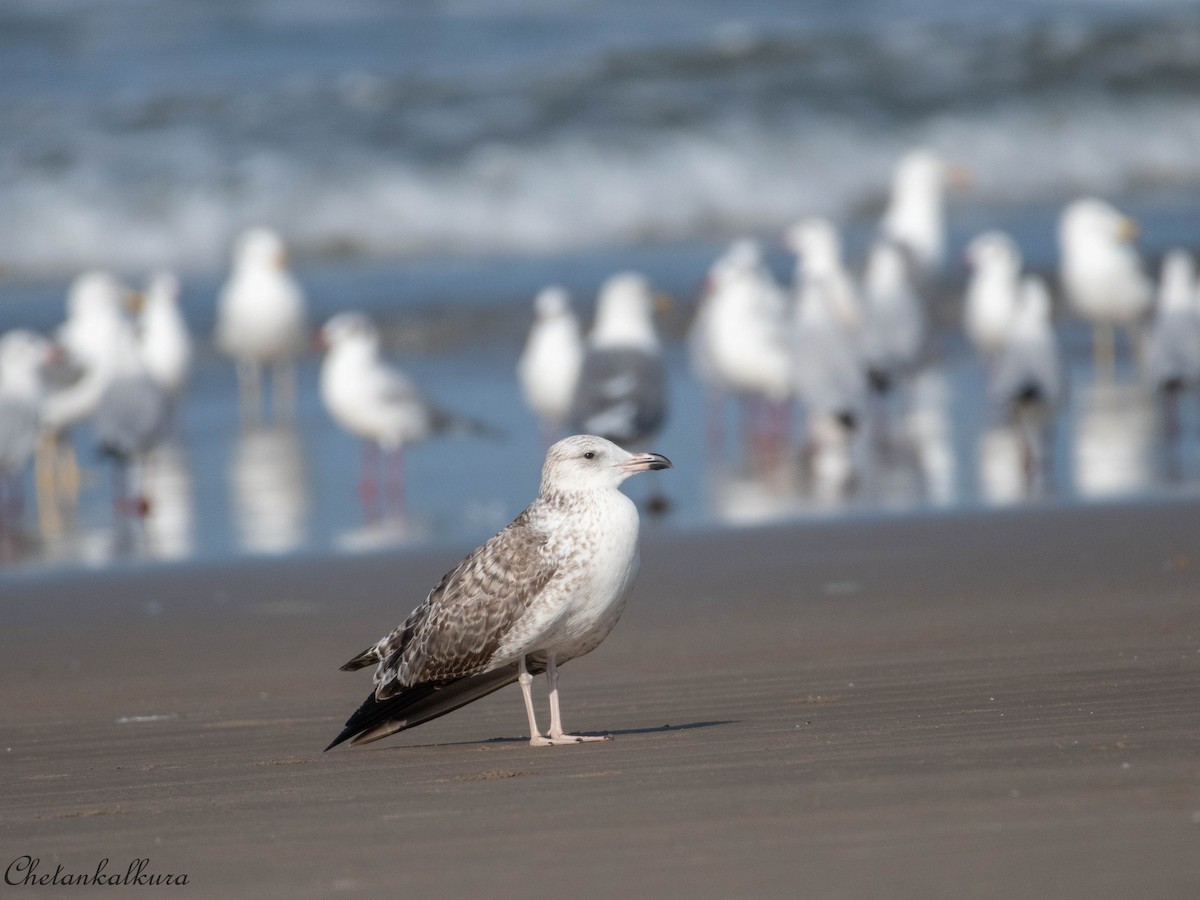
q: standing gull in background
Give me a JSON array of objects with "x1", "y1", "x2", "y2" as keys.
[
  {"x1": 517, "y1": 286, "x2": 583, "y2": 445},
  {"x1": 689, "y1": 239, "x2": 791, "y2": 458},
  {"x1": 326, "y1": 434, "x2": 672, "y2": 749},
  {"x1": 38, "y1": 271, "x2": 133, "y2": 511},
  {"x1": 879, "y1": 148, "x2": 970, "y2": 285},
  {"x1": 963, "y1": 231, "x2": 1023, "y2": 363},
  {"x1": 0, "y1": 330, "x2": 51, "y2": 517},
  {"x1": 860, "y1": 237, "x2": 925, "y2": 395},
  {"x1": 786, "y1": 218, "x2": 867, "y2": 491},
  {"x1": 988, "y1": 275, "x2": 1062, "y2": 485},
  {"x1": 92, "y1": 307, "x2": 172, "y2": 516},
  {"x1": 135, "y1": 270, "x2": 192, "y2": 401},
  {"x1": 215, "y1": 228, "x2": 309, "y2": 423},
  {"x1": 569, "y1": 272, "x2": 667, "y2": 448},
  {"x1": 1058, "y1": 197, "x2": 1152, "y2": 379},
  {"x1": 1143, "y1": 249, "x2": 1200, "y2": 439},
  {"x1": 319, "y1": 312, "x2": 498, "y2": 514}
]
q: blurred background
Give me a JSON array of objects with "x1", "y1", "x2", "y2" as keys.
[{"x1": 1, "y1": 0, "x2": 1199, "y2": 573}]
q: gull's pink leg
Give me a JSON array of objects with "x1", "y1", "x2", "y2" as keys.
[
  {"x1": 518, "y1": 656, "x2": 545, "y2": 744},
  {"x1": 358, "y1": 441, "x2": 379, "y2": 519},
  {"x1": 530, "y1": 652, "x2": 611, "y2": 746},
  {"x1": 384, "y1": 446, "x2": 405, "y2": 513}
]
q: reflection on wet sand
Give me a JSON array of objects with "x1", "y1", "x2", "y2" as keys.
[
  {"x1": 1072, "y1": 381, "x2": 1155, "y2": 499},
  {"x1": 336, "y1": 513, "x2": 426, "y2": 554},
  {"x1": 141, "y1": 441, "x2": 194, "y2": 560},
  {"x1": 230, "y1": 425, "x2": 309, "y2": 555}
]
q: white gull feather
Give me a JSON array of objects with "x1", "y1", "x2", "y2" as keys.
[{"x1": 327, "y1": 434, "x2": 672, "y2": 748}]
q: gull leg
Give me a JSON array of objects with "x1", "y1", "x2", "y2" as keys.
[
  {"x1": 1093, "y1": 324, "x2": 1116, "y2": 383},
  {"x1": 385, "y1": 446, "x2": 405, "y2": 514},
  {"x1": 238, "y1": 360, "x2": 263, "y2": 425},
  {"x1": 532, "y1": 652, "x2": 610, "y2": 746},
  {"x1": 518, "y1": 656, "x2": 545, "y2": 745},
  {"x1": 273, "y1": 361, "x2": 297, "y2": 423}
]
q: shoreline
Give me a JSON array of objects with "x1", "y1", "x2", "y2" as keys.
[{"x1": 4, "y1": 497, "x2": 1199, "y2": 897}]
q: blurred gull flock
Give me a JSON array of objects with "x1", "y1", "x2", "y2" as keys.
[{"x1": 1, "y1": 0, "x2": 1200, "y2": 572}]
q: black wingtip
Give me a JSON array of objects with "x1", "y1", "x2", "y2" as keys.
[{"x1": 323, "y1": 728, "x2": 355, "y2": 752}]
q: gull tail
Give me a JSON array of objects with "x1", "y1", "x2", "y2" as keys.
[{"x1": 324, "y1": 664, "x2": 522, "y2": 751}]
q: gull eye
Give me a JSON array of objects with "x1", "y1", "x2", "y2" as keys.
[{"x1": 583, "y1": 451, "x2": 596, "y2": 460}]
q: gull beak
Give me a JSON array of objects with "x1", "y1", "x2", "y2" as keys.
[
  {"x1": 617, "y1": 452, "x2": 673, "y2": 474},
  {"x1": 654, "y1": 293, "x2": 675, "y2": 315},
  {"x1": 124, "y1": 290, "x2": 145, "y2": 314},
  {"x1": 312, "y1": 327, "x2": 329, "y2": 352},
  {"x1": 1118, "y1": 216, "x2": 1140, "y2": 243}
]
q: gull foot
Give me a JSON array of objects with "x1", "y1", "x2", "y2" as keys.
[{"x1": 529, "y1": 733, "x2": 612, "y2": 747}]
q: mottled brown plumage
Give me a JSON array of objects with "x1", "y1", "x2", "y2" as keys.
[{"x1": 326, "y1": 435, "x2": 672, "y2": 750}]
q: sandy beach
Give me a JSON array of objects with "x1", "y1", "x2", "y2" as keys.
[{"x1": 3, "y1": 497, "x2": 1199, "y2": 898}]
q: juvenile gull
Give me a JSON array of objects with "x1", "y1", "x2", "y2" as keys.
[{"x1": 326, "y1": 434, "x2": 672, "y2": 749}]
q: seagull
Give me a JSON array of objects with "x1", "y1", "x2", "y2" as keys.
[
  {"x1": 860, "y1": 237, "x2": 925, "y2": 393},
  {"x1": 988, "y1": 275, "x2": 1062, "y2": 483},
  {"x1": 92, "y1": 318, "x2": 172, "y2": 516},
  {"x1": 880, "y1": 148, "x2": 970, "y2": 283},
  {"x1": 319, "y1": 312, "x2": 498, "y2": 511},
  {"x1": 1058, "y1": 197, "x2": 1152, "y2": 378},
  {"x1": 0, "y1": 330, "x2": 51, "y2": 515},
  {"x1": 517, "y1": 286, "x2": 584, "y2": 444},
  {"x1": 215, "y1": 228, "x2": 309, "y2": 422},
  {"x1": 963, "y1": 230, "x2": 1023, "y2": 362},
  {"x1": 787, "y1": 220, "x2": 868, "y2": 488},
  {"x1": 136, "y1": 270, "x2": 192, "y2": 399},
  {"x1": 38, "y1": 271, "x2": 134, "y2": 507},
  {"x1": 1144, "y1": 249, "x2": 1200, "y2": 393},
  {"x1": 688, "y1": 239, "x2": 791, "y2": 456},
  {"x1": 1144, "y1": 249, "x2": 1200, "y2": 440},
  {"x1": 569, "y1": 272, "x2": 667, "y2": 449},
  {"x1": 326, "y1": 434, "x2": 672, "y2": 749}
]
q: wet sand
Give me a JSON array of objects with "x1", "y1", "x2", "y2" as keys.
[{"x1": 4, "y1": 498, "x2": 1200, "y2": 899}]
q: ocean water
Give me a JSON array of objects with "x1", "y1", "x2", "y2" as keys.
[{"x1": 1, "y1": 0, "x2": 1199, "y2": 574}]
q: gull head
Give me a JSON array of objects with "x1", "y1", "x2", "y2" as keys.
[
  {"x1": 533, "y1": 285, "x2": 572, "y2": 319},
  {"x1": 540, "y1": 434, "x2": 672, "y2": 494},
  {"x1": 965, "y1": 230, "x2": 1021, "y2": 273},
  {"x1": 234, "y1": 227, "x2": 289, "y2": 271},
  {"x1": 1058, "y1": 198, "x2": 1138, "y2": 253},
  {"x1": 320, "y1": 312, "x2": 379, "y2": 354}
]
